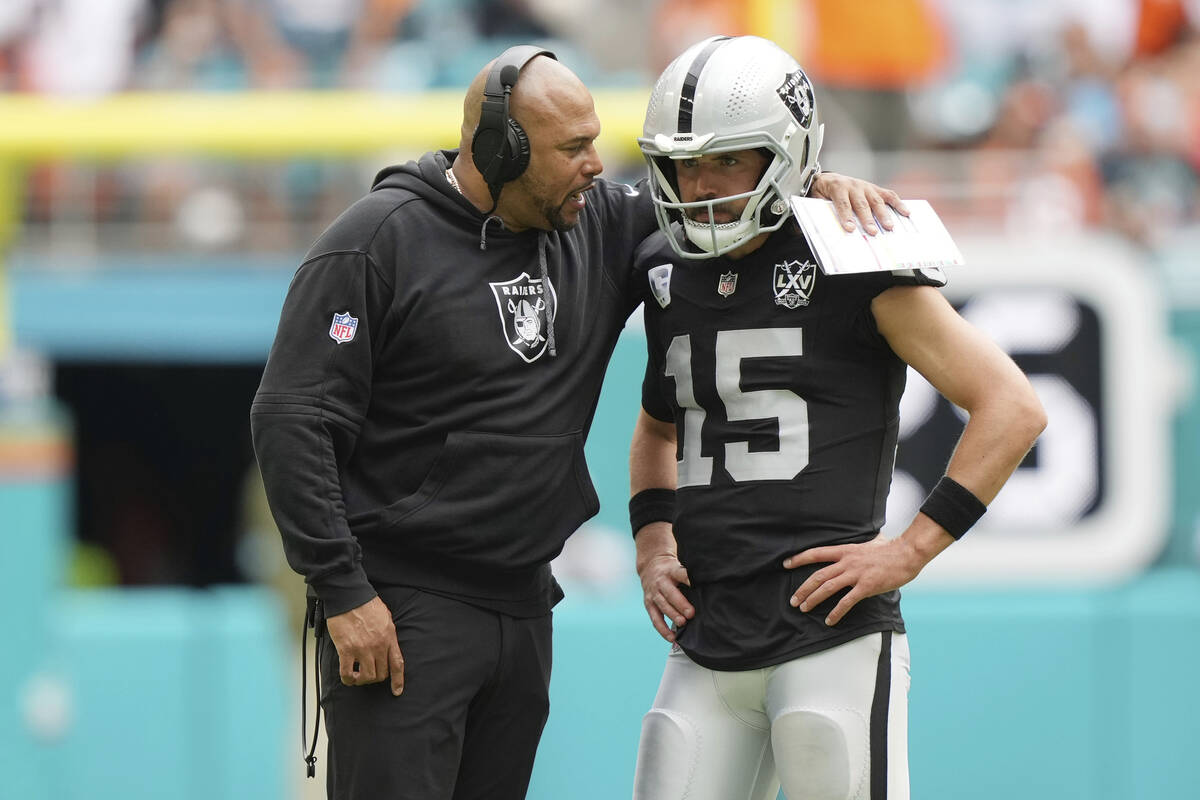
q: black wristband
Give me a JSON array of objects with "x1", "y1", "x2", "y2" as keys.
[
  {"x1": 919, "y1": 476, "x2": 987, "y2": 540},
  {"x1": 629, "y1": 488, "x2": 676, "y2": 538}
]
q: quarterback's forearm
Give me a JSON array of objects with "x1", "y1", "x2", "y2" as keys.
[
  {"x1": 630, "y1": 408, "x2": 677, "y2": 495},
  {"x1": 896, "y1": 399, "x2": 1042, "y2": 571},
  {"x1": 873, "y1": 285, "x2": 1046, "y2": 507},
  {"x1": 942, "y1": 385, "x2": 1046, "y2": 505}
]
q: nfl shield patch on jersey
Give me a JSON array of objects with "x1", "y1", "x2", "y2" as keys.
[
  {"x1": 718, "y1": 271, "x2": 738, "y2": 297},
  {"x1": 328, "y1": 311, "x2": 359, "y2": 343},
  {"x1": 774, "y1": 260, "x2": 816, "y2": 308}
]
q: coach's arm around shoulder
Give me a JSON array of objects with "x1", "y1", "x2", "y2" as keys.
[
  {"x1": 630, "y1": 409, "x2": 694, "y2": 643},
  {"x1": 785, "y1": 284, "x2": 1047, "y2": 625}
]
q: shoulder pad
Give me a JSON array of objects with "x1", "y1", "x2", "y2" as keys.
[{"x1": 634, "y1": 230, "x2": 675, "y2": 267}]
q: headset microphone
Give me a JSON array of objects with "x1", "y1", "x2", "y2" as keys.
[{"x1": 471, "y1": 45, "x2": 557, "y2": 212}]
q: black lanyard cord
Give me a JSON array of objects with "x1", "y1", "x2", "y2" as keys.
[{"x1": 301, "y1": 596, "x2": 323, "y2": 778}]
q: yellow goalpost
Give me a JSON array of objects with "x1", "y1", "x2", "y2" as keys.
[{"x1": 0, "y1": 88, "x2": 650, "y2": 354}]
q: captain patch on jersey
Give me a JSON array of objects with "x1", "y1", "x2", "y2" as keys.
[
  {"x1": 489, "y1": 272, "x2": 559, "y2": 363},
  {"x1": 648, "y1": 264, "x2": 673, "y2": 309}
]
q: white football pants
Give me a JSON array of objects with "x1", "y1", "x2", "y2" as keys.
[{"x1": 633, "y1": 632, "x2": 910, "y2": 800}]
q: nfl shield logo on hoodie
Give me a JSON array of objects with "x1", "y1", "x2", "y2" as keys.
[
  {"x1": 328, "y1": 311, "x2": 358, "y2": 343},
  {"x1": 489, "y1": 273, "x2": 558, "y2": 363}
]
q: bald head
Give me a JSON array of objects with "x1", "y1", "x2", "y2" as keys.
[
  {"x1": 459, "y1": 54, "x2": 593, "y2": 150},
  {"x1": 451, "y1": 51, "x2": 603, "y2": 233}
]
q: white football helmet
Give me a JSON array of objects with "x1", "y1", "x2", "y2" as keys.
[{"x1": 640, "y1": 35, "x2": 824, "y2": 259}]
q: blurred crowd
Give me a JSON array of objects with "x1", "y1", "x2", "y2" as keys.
[
  {"x1": 1, "y1": 0, "x2": 1197, "y2": 256},
  {"x1": 0, "y1": 0, "x2": 602, "y2": 94},
  {"x1": 900, "y1": 0, "x2": 1200, "y2": 248}
]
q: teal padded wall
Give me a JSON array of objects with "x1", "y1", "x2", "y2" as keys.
[
  {"x1": 40, "y1": 588, "x2": 289, "y2": 800},
  {"x1": 0, "y1": 404, "x2": 70, "y2": 799}
]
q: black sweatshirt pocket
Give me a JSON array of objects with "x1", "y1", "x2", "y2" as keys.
[{"x1": 352, "y1": 430, "x2": 599, "y2": 570}]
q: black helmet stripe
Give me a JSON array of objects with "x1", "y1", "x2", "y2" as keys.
[{"x1": 677, "y1": 36, "x2": 731, "y2": 134}]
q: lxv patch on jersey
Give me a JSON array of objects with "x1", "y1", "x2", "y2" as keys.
[
  {"x1": 774, "y1": 259, "x2": 816, "y2": 309},
  {"x1": 489, "y1": 272, "x2": 558, "y2": 363},
  {"x1": 648, "y1": 264, "x2": 673, "y2": 308},
  {"x1": 329, "y1": 311, "x2": 359, "y2": 343}
]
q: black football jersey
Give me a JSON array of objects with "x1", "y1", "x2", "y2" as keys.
[{"x1": 636, "y1": 224, "x2": 946, "y2": 670}]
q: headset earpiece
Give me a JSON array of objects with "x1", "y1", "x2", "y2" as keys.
[
  {"x1": 471, "y1": 45, "x2": 557, "y2": 205},
  {"x1": 506, "y1": 118, "x2": 531, "y2": 178}
]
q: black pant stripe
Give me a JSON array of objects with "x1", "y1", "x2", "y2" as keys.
[{"x1": 869, "y1": 631, "x2": 893, "y2": 800}]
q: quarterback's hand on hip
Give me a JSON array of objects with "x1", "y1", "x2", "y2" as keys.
[
  {"x1": 637, "y1": 547, "x2": 694, "y2": 643},
  {"x1": 325, "y1": 595, "x2": 405, "y2": 696},
  {"x1": 808, "y1": 172, "x2": 908, "y2": 235},
  {"x1": 783, "y1": 536, "x2": 923, "y2": 627}
]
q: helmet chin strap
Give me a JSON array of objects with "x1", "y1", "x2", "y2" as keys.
[
  {"x1": 683, "y1": 216, "x2": 754, "y2": 254},
  {"x1": 682, "y1": 188, "x2": 770, "y2": 254}
]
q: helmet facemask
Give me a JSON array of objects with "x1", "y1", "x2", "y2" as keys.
[
  {"x1": 639, "y1": 35, "x2": 825, "y2": 260},
  {"x1": 643, "y1": 134, "x2": 819, "y2": 259}
]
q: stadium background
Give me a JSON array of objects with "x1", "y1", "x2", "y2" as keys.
[{"x1": 2, "y1": 0, "x2": 1200, "y2": 798}]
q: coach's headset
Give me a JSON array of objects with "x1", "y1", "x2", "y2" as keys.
[{"x1": 471, "y1": 44, "x2": 557, "y2": 211}]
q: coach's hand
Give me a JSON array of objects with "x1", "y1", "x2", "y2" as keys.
[
  {"x1": 809, "y1": 172, "x2": 909, "y2": 235},
  {"x1": 326, "y1": 596, "x2": 405, "y2": 696},
  {"x1": 783, "y1": 536, "x2": 925, "y2": 627},
  {"x1": 635, "y1": 521, "x2": 694, "y2": 643}
]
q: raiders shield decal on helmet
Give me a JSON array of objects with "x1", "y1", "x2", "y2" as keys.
[
  {"x1": 774, "y1": 260, "x2": 816, "y2": 308},
  {"x1": 489, "y1": 273, "x2": 558, "y2": 363},
  {"x1": 777, "y1": 68, "x2": 815, "y2": 128}
]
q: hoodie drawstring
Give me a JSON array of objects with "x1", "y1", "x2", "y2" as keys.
[
  {"x1": 537, "y1": 231, "x2": 557, "y2": 357},
  {"x1": 477, "y1": 215, "x2": 558, "y2": 359},
  {"x1": 479, "y1": 215, "x2": 502, "y2": 251}
]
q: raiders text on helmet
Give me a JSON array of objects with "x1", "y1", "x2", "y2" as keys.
[{"x1": 640, "y1": 36, "x2": 825, "y2": 259}]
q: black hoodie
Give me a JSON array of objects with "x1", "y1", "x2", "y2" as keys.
[{"x1": 251, "y1": 149, "x2": 656, "y2": 617}]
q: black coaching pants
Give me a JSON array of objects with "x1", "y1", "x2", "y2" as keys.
[{"x1": 319, "y1": 586, "x2": 553, "y2": 800}]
